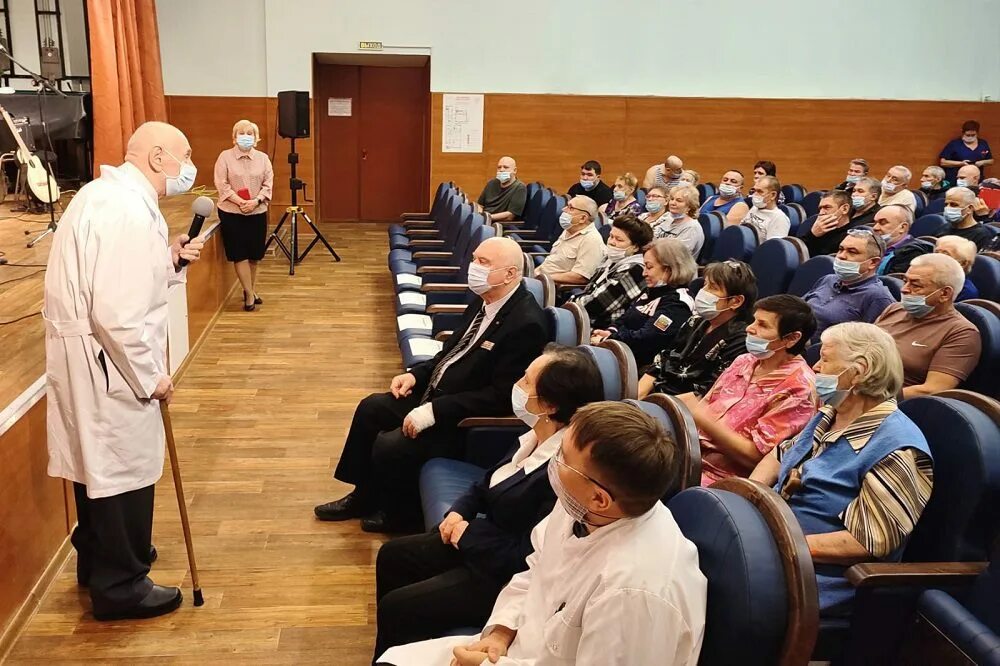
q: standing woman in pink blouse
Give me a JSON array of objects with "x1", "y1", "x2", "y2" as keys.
[{"x1": 214, "y1": 119, "x2": 274, "y2": 311}]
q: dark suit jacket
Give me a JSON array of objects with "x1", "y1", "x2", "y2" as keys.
[
  {"x1": 450, "y1": 444, "x2": 557, "y2": 583},
  {"x1": 409, "y1": 283, "x2": 548, "y2": 427}
]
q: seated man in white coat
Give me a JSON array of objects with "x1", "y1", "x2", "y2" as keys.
[
  {"x1": 44, "y1": 121, "x2": 204, "y2": 621},
  {"x1": 376, "y1": 401, "x2": 708, "y2": 666}
]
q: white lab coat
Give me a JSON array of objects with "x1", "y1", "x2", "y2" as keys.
[
  {"x1": 44, "y1": 162, "x2": 185, "y2": 499},
  {"x1": 378, "y1": 502, "x2": 707, "y2": 665}
]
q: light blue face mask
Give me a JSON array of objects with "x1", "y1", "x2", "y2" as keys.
[
  {"x1": 613, "y1": 190, "x2": 627, "y2": 201},
  {"x1": 559, "y1": 211, "x2": 575, "y2": 229},
  {"x1": 580, "y1": 179, "x2": 596, "y2": 190},
  {"x1": 851, "y1": 194, "x2": 866, "y2": 209},
  {"x1": 745, "y1": 334, "x2": 778, "y2": 359},
  {"x1": 943, "y1": 207, "x2": 965, "y2": 224},
  {"x1": 956, "y1": 178, "x2": 969, "y2": 188},
  {"x1": 163, "y1": 149, "x2": 197, "y2": 196},
  {"x1": 833, "y1": 257, "x2": 862, "y2": 281},
  {"x1": 920, "y1": 181, "x2": 933, "y2": 190},
  {"x1": 645, "y1": 201, "x2": 663, "y2": 213},
  {"x1": 846, "y1": 175, "x2": 861, "y2": 184},
  {"x1": 816, "y1": 368, "x2": 851, "y2": 407},
  {"x1": 497, "y1": 171, "x2": 512, "y2": 183},
  {"x1": 901, "y1": 288, "x2": 942, "y2": 318},
  {"x1": 236, "y1": 134, "x2": 255, "y2": 150}
]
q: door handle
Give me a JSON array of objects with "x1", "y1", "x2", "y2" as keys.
[{"x1": 361, "y1": 149, "x2": 368, "y2": 160}]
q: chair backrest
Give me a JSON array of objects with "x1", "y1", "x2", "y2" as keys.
[
  {"x1": 636, "y1": 393, "x2": 702, "y2": 494},
  {"x1": 545, "y1": 306, "x2": 579, "y2": 346},
  {"x1": 878, "y1": 275, "x2": 903, "y2": 300},
  {"x1": 697, "y1": 183, "x2": 714, "y2": 205},
  {"x1": 911, "y1": 214, "x2": 948, "y2": 237},
  {"x1": 796, "y1": 214, "x2": 818, "y2": 239},
  {"x1": 522, "y1": 277, "x2": 546, "y2": 309},
  {"x1": 899, "y1": 395, "x2": 1000, "y2": 562},
  {"x1": 964, "y1": 298, "x2": 1000, "y2": 319},
  {"x1": 537, "y1": 273, "x2": 556, "y2": 307},
  {"x1": 788, "y1": 255, "x2": 835, "y2": 297},
  {"x1": 912, "y1": 189, "x2": 927, "y2": 217},
  {"x1": 803, "y1": 342, "x2": 821, "y2": 366},
  {"x1": 579, "y1": 340, "x2": 638, "y2": 400},
  {"x1": 698, "y1": 211, "x2": 726, "y2": 264},
  {"x1": 521, "y1": 186, "x2": 548, "y2": 230},
  {"x1": 924, "y1": 197, "x2": 946, "y2": 216},
  {"x1": 954, "y1": 303, "x2": 1000, "y2": 396},
  {"x1": 669, "y1": 479, "x2": 819, "y2": 666},
  {"x1": 711, "y1": 224, "x2": 757, "y2": 262},
  {"x1": 784, "y1": 236, "x2": 810, "y2": 264},
  {"x1": 784, "y1": 184, "x2": 808, "y2": 204},
  {"x1": 635, "y1": 188, "x2": 647, "y2": 207},
  {"x1": 801, "y1": 191, "x2": 824, "y2": 217},
  {"x1": 751, "y1": 238, "x2": 802, "y2": 298},
  {"x1": 560, "y1": 302, "x2": 591, "y2": 345},
  {"x1": 779, "y1": 204, "x2": 802, "y2": 236},
  {"x1": 970, "y1": 254, "x2": 1000, "y2": 302},
  {"x1": 598, "y1": 223, "x2": 612, "y2": 242}
]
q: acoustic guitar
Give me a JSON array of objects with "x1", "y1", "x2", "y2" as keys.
[{"x1": 0, "y1": 104, "x2": 60, "y2": 204}]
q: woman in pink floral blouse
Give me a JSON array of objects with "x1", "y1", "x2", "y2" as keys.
[{"x1": 678, "y1": 294, "x2": 819, "y2": 486}]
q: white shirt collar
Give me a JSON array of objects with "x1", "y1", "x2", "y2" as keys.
[
  {"x1": 484, "y1": 282, "x2": 519, "y2": 319},
  {"x1": 511, "y1": 427, "x2": 566, "y2": 475}
]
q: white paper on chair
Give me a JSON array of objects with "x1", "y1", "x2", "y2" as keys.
[
  {"x1": 397, "y1": 292, "x2": 427, "y2": 307},
  {"x1": 397, "y1": 314, "x2": 432, "y2": 331},
  {"x1": 395, "y1": 274, "x2": 422, "y2": 287},
  {"x1": 408, "y1": 338, "x2": 444, "y2": 358}
]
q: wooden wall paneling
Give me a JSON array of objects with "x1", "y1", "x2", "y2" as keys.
[
  {"x1": 186, "y1": 229, "x2": 234, "y2": 345},
  {"x1": 429, "y1": 92, "x2": 489, "y2": 201},
  {"x1": 263, "y1": 97, "x2": 317, "y2": 235},
  {"x1": 0, "y1": 398, "x2": 70, "y2": 641}
]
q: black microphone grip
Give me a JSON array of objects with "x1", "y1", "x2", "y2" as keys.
[{"x1": 177, "y1": 214, "x2": 206, "y2": 268}]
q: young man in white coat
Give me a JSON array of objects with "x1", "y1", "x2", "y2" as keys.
[
  {"x1": 376, "y1": 401, "x2": 708, "y2": 666},
  {"x1": 44, "y1": 121, "x2": 204, "y2": 621}
]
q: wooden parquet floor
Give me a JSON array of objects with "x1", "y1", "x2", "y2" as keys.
[{"x1": 5, "y1": 222, "x2": 401, "y2": 664}]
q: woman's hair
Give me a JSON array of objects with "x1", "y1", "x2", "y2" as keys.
[
  {"x1": 820, "y1": 323, "x2": 904, "y2": 401},
  {"x1": 232, "y1": 119, "x2": 261, "y2": 143},
  {"x1": 569, "y1": 401, "x2": 679, "y2": 516},
  {"x1": 536, "y1": 344, "x2": 605, "y2": 425},
  {"x1": 702, "y1": 260, "x2": 757, "y2": 315},
  {"x1": 612, "y1": 213, "x2": 653, "y2": 249},
  {"x1": 962, "y1": 120, "x2": 980, "y2": 133},
  {"x1": 670, "y1": 184, "x2": 701, "y2": 217},
  {"x1": 681, "y1": 169, "x2": 700, "y2": 185},
  {"x1": 754, "y1": 294, "x2": 816, "y2": 355},
  {"x1": 645, "y1": 238, "x2": 697, "y2": 286},
  {"x1": 754, "y1": 160, "x2": 777, "y2": 176},
  {"x1": 615, "y1": 172, "x2": 639, "y2": 192},
  {"x1": 647, "y1": 185, "x2": 669, "y2": 200}
]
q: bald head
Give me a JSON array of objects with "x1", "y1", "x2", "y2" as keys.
[
  {"x1": 872, "y1": 204, "x2": 913, "y2": 246},
  {"x1": 496, "y1": 156, "x2": 518, "y2": 185},
  {"x1": 125, "y1": 121, "x2": 193, "y2": 198},
  {"x1": 471, "y1": 236, "x2": 523, "y2": 301},
  {"x1": 957, "y1": 164, "x2": 981, "y2": 186}
]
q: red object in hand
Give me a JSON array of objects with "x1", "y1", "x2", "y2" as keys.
[
  {"x1": 237, "y1": 187, "x2": 251, "y2": 200},
  {"x1": 980, "y1": 187, "x2": 1000, "y2": 213}
]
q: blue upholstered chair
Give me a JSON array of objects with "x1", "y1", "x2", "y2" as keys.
[
  {"x1": 911, "y1": 214, "x2": 948, "y2": 238},
  {"x1": 971, "y1": 254, "x2": 1000, "y2": 302},
  {"x1": 788, "y1": 255, "x2": 835, "y2": 297},
  {"x1": 710, "y1": 224, "x2": 757, "y2": 263},
  {"x1": 801, "y1": 190, "x2": 823, "y2": 218},
  {"x1": 955, "y1": 303, "x2": 1000, "y2": 397},
  {"x1": 751, "y1": 238, "x2": 802, "y2": 298},
  {"x1": 697, "y1": 211, "x2": 725, "y2": 264},
  {"x1": 878, "y1": 275, "x2": 903, "y2": 300},
  {"x1": 626, "y1": 394, "x2": 701, "y2": 498}
]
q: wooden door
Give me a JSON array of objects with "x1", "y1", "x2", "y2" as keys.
[
  {"x1": 316, "y1": 64, "x2": 361, "y2": 221},
  {"x1": 359, "y1": 66, "x2": 429, "y2": 221}
]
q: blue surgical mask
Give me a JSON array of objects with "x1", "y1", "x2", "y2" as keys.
[
  {"x1": 613, "y1": 190, "x2": 627, "y2": 201},
  {"x1": 694, "y1": 288, "x2": 724, "y2": 319},
  {"x1": 901, "y1": 290, "x2": 940, "y2": 318},
  {"x1": 163, "y1": 149, "x2": 197, "y2": 196},
  {"x1": 833, "y1": 258, "x2": 863, "y2": 282},
  {"x1": 851, "y1": 194, "x2": 866, "y2": 209},
  {"x1": 580, "y1": 179, "x2": 596, "y2": 190},
  {"x1": 920, "y1": 181, "x2": 933, "y2": 190},
  {"x1": 956, "y1": 178, "x2": 969, "y2": 188},
  {"x1": 751, "y1": 194, "x2": 766, "y2": 208},
  {"x1": 645, "y1": 201, "x2": 663, "y2": 213},
  {"x1": 236, "y1": 134, "x2": 255, "y2": 150},
  {"x1": 745, "y1": 334, "x2": 777, "y2": 360},
  {"x1": 881, "y1": 179, "x2": 897, "y2": 194},
  {"x1": 943, "y1": 207, "x2": 965, "y2": 224},
  {"x1": 497, "y1": 171, "x2": 511, "y2": 183},
  {"x1": 559, "y1": 211, "x2": 575, "y2": 229},
  {"x1": 846, "y1": 175, "x2": 861, "y2": 184},
  {"x1": 670, "y1": 211, "x2": 686, "y2": 220},
  {"x1": 816, "y1": 369, "x2": 851, "y2": 407}
]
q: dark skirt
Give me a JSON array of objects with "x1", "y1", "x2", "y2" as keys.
[{"x1": 219, "y1": 209, "x2": 267, "y2": 262}]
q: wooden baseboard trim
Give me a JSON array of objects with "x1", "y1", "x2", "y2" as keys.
[
  {"x1": 0, "y1": 535, "x2": 73, "y2": 660},
  {"x1": 174, "y1": 278, "x2": 239, "y2": 385}
]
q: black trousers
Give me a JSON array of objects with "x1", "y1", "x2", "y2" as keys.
[
  {"x1": 334, "y1": 391, "x2": 461, "y2": 519},
  {"x1": 372, "y1": 531, "x2": 503, "y2": 663},
  {"x1": 72, "y1": 482, "x2": 156, "y2": 614}
]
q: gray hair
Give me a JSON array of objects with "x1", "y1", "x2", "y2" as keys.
[
  {"x1": 820, "y1": 323, "x2": 903, "y2": 401},
  {"x1": 570, "y1": 195, "x2": 599, "y2": 222},
  {"x1": 890, "y1": 165, "x2": 912, "y2": 183},
  {"x1": 857, "y1": 176, "x2": 882, "y2": 196},
  {"x1": 910, "y1": 253, "x2": 965, "y2": 295},
  {"x1": 880, "y1": 203, "x2": 914, "y2": 227},
  {"x1": 924, "y1": 165, "x2": 945, "y2": 181},
  {"x1": 646, "y1": 238, "x2": 697, "y2": 286},
  {"x1": 948, "y1": 186, "x2": 978, "y2": 206},
  {"x1": 935, "y1": 235, "x2": 978, "y2": 274}
]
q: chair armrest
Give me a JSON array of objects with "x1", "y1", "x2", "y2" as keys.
[
  {"x1": 405, "y1": 228, "x2": 439, "y2": 236},
  {"x1": 417, "y1": 266, "x2": 460, "y2": 275},
  {"x1": 556, "y1": 283, "x2": 580, "y2": 292},
  {"x1": 846, "y1": 562, "x2": 988, "y2": 589},
  {"x1": 400, "y1": 212, "x2": 432, "y2": 220},
  {"x1": 401, "y1": 220, "x2": 436, "y2": 228},
  {"x1": 501, "y1": 220, "x2": 527, "y2": 227},
  {"x1": 426, "y1": 304, "x2": 468, "y2": 315},
  {"x1": 525, "y1": 252, "x2": 549, "y2": 257},
  {"x1": 422, "y1": 283, "x2": 469, "y2": 293},
  {"x1": 512, "y1": 239, "x2": 551, "y2": 247},
  {"x1": 407, "y1": 239, "x2": 446, "y2": 247},
  {"x1": 411, "y1": 251, "x2": 454, "y2": 260},
  {"x1": 434, "y1": 330, "x2": 453, "y2": 341},
  {"x1": 458, "y1": 416, "x2": 523, "y2": 428}
]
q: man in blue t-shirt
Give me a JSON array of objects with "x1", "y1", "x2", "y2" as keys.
[{"x1": 939, "y1": 120, "x2": 993, "y2": 183}]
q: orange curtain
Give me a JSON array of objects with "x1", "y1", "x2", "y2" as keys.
[{"x1": 87, "y1": 0, "x2": 167, "y2": 167}]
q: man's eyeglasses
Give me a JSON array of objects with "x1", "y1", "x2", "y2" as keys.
[{"x1": 553, "y1": 446, "x2": 616, "y2": 499}]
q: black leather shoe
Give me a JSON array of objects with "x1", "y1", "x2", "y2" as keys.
[
  {"x1": 314, "y1": 492, "x2": 369, "y2": 521},
  {"x1": 244, "y1": 290, "x2": 263, "y2": 305},
  {"x1": 93, "y1": 585, "x2": 182, "y2": 621}
]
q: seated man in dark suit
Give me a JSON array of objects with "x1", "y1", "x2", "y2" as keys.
[
  {"x1": 315, "y1": 237, "x2": 548, "y2": 532},
  {"x1": 371, "y1": 344, "x2": 604, "y2": 659}
]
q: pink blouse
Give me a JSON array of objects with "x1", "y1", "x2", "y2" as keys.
[
  {"x1": 213, "y1": 146, "x2": 274, "y2": 216},
  {"x1": 698, "y1": 353, "x2": 818, "y2": 486}
]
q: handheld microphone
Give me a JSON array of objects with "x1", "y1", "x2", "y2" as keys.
[{"x1": 178, "y1": 196, "x2": 215, "y2": 267}]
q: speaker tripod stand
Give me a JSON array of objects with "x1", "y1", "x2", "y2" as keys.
[{"x1": 265, "y1": 138, "x2": 340, "y2": 275}]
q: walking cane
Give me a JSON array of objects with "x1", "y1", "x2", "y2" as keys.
[{"x1": 160, "y1": 402, "x2": 205, "y2": 606}]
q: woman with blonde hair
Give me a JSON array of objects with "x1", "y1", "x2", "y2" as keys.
[
  {"x1": 600, "y1": 172, "x2": 643, "y2": 220},
  {"x1": 653, "y1": 184, "x2": 705, "y2": 257},
  {"x1": 213, "y1": 119, "x2": 274, "y2": 311}
]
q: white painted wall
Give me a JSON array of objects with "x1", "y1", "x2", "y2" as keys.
[{"x1": 158, "y1": 0, "x2": 1000, "y2": 102}]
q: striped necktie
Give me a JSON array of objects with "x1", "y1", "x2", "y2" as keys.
[{"x1": 421, "y1": 306, "x2": 487, "y2": 403}]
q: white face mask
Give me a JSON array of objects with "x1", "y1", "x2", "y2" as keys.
[
  {"x1": 751, "y1": 194, "x2": 766, "y2": 208},
  {"x1": 467, "y1": 262, "x2": 508, "y2": 295},
  {"x1": 881, "y1": 179, "x2": 898, "y2": 194},
  {"x1": 511, "y1": 384, "x2": 541, "y2": 428},
  {"x1": 718, "y1": 183, "x2": 738, "y2": 198},
  {"x1": 547, "y1": 452, "x2": 614, "y2": 526},
  {"x1": 163, "y1": 149, "x2": 197, "y2": 196},
  {"x1": 497, "y1": 171, "x2": 512, "y2": 183},
  {"x1": 605, "y1": 245, "x2": 627, "y2": 262}
]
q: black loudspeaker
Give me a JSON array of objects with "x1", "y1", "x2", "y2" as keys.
[{"x1": 277, "y1": 90, "x2": 310, "y2": 139}]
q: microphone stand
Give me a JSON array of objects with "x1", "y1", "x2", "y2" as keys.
[{"x1": 0, "y1": 45, "x2": 67, "y2": 248}]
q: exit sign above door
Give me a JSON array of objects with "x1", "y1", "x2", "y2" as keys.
[{"x1": 358, "y1": 41, "x2": 383, "y2": 50}]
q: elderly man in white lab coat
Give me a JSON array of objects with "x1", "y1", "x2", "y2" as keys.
[
  {"x1": 376, "y1": 402, "x2": 708, "y2": 666},
  {"x1": 44, "y1": 121, "x2": 204, "y2": 621}
]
